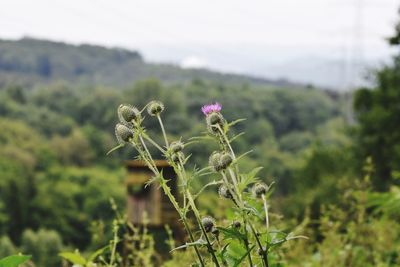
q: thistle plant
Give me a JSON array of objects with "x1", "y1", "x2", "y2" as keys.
[{"x1": 109, "y1": 101, "x2": 306, "y2": 266}]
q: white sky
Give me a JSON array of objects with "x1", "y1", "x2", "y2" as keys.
[{"x1": 1, "y1": 0, "x2": 399, "y2": 87}]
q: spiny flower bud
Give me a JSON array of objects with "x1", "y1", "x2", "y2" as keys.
[
  {"x1": 170, "y1": 141, "x2": 184, "y2": 153},
  {"x1": 201, "y1": 216, "x2": 215, "y2": 233},
  {"x1": 147, "y1": 100, "x2": 164, "y2": 116},
  {"x1": 220, "y1": 153, "x2": 233, "y2": 169},
  {"x1": 206, "y1": 113, "x2": 225, "y2": 136},
  {"x1": 118, "y1": 104, "x2": 141, "y2": 125},
  {"x1": 211, "y1": 227, "x2": 219, "y2": 237},
  {"x1": 209, "y1": 152, "x2": 222, "y2": 172},
  {"x1": 218, "y1": 184, "x2": 233, "y2": 199},
  {"x1": 208, "y1": 112, "x2": 224, "y2": 125},
  {"x1": 115, "y1": 123, "x2": 134, "y2": 144},
  {"x1": 253, "y1": 183, "x2": 269, "y2": 198},
  {"x1": 232, "y1": 221, "x2": 241, "y2": 229}
]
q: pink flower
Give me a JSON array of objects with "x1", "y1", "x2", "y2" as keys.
[{"x1": 201, "y1": 103, "x2": 222, "y2": 115}]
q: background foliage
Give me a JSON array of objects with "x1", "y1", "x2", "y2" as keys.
[{"x1": 0, "y1": 19, "x2": 399, "y2": 265}]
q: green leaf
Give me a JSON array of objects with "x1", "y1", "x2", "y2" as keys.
[
  {"x1": 225, "y1": 241, "x2": 250, "y2": 266},
  {"x1": 193, "y1": 180, "x2": 222, "y2": 200},
  {"x1": 238, "y1": 167, "x2": 263, "y2": 192},
  {"x1": 227, "y1": 118, "x2": 246, "y2": 128},
  {"x1": 170, "y1": 240, "x2": 207, "y2": 252},
  {"x1": 233, "y1": 245, "x2": 255, "y2": 267},
  {"x1": 229, "y1": 132, "x2": 245, "y2": 143},
  {"x1": 0, "y1": 255, "x2": 31, "y2": 267},
  {"x1": 106, "y1": 144, "x2": 125, "y2": 155},
  {"x1": 59, "y1": 252, "x2": 87, "y2": 265},
  {"x1": 217, "y1": 227, "x2": 247, "y2": 242},
  {"x1": 88, "y1": 245, "x2": 109, "y2": 262}
]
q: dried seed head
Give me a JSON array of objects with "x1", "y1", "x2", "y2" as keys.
[
  {"x1": 170, "y1": 141, "x2": 184, "y2": 153},
  {"x1": 115, "y1": 123, "x2": 134, "y2": 144},
  {"x1": 209, "y1": 151, "x2": 222, "y2": 172},
  {"x1": 232, "y1": 221, "x2": 241, "y2": 228},
  {"x1": 220, "y1": 153, "x2": 233, "y2": 169},
  {"x1": 147, "y1": 100, "x2": 164, "y2": 116},
  {"x1": 201, "y1": 216, "x2": 215, "y2": 233},
  {"x1": 118, "y1": 104, "x2": 140, "y2": 125},
  {"x1": 253, "y1": 183, "x2": 268, "y2": 198},
  {"x1": 218, "y1": 184, "x2": 233, "y2": 199}
]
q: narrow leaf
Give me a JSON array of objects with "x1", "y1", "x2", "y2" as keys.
[
  {"x1": 106, "y1": 144, "x2": 125, "y2": 155},
  {"x1": 59, "y1": 252, "x2": 87, "y2": 265},
  {"x1": 0, "y1": 255, "x2": 31, "y2": 267}
]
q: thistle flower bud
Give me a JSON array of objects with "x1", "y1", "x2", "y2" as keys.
[
  {"x1": 218, "y1": 184, "x2": 233, "y2": 199},
  {"x1": 209, "y1": 152, "x2": 222, "y2": 172},
  {"x1": 208, "y1": 112, "x2": 224, "y2": 125},
  {"x1": 220, "y1": 153, "x2": 233, "y2": 169},
  {"x1": 170, "y1": 141, "x2": 184, "y2": 153},
  {"x1": 118, "y1": 104, "x2": 141, "y2": 125},
  {"x1": 115, "y1": 123, "x2": 134, "y2": 144},
  {"x1": 232, "y1": 221, "x2": 241, "y2": 228},
  {"x1": 211, "y1": 227, "x2": 219, "y2": 237},
  {"x1": 206, "y1": 113, "x2": 224, "y2": 136},
  {"x1": 147, "y1": 100, "x2": 164, "y2": 116},
  {"x1": 201, "y1": 216, "x2": 215, "y2": 233},
  {"x1": 253, "y1": 183, "x2": 268, "y2": 198}
]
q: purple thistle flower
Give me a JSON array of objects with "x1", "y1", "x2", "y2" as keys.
[{"x1": 201, "y1": 102, "x2": 222, "y2": 116}]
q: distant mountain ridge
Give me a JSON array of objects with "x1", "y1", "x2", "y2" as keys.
[{"x1": 0, "y1": 37, "x2": 305, "y2": 88}]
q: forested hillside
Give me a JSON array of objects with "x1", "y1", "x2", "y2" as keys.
[
  {"x1": 0, "y1": 75, "x2": 348, "y2": 258},
  {"x1": 0, "y1": 38, "x2": 301, "y2": 88},
  {"x1": 0, "y1": 33, "x2": 399, "y2": 266}
]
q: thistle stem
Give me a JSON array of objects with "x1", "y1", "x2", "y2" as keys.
[
  {"x1": 108, "y1": 221, "x2": 119, "y2": 267},
  {"x1": 157, "y1": 115, "x2": 169, "y2": 147},
  {"x1": 249, "y1": 222, "x2": 269, "y2": 267},
  {"x1": 175, "y1": 159, "x2": 220, "y2": 267},
  {"x1": 136, "y1": 135, "x2": 205, "y2": 267},
  {"x1": 142, "y1": 133, "x2": 166, "y2": 153},
  {"x1": 243, "y1": 217, "x2": 254, "y2": 267},
  {"x1": 186, "y1": 191, "x2": 221, "y2": 267},
  {"x1": 261, "y1": 194, "x2": 269, "y2": 230}
]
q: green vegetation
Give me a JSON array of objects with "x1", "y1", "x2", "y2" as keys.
[{"x1": 0, "y1": 15, "x2": 399, "y2": 266}]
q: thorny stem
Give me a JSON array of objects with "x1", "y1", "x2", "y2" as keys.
[
  {"x1": 249, "y1": 222, "x2": 269, "y2": 267},
  {"x1": 155, "y1": 116, "x2": 206, "y2": 265},
  {"x1": 227, "y1": 168, "x2": 243, "y2": 204},
  {"x1": 262, "y1": 194, "x2": 269, "y2": 230},
  {"x1": 242, "y1": 217, "x2": 254, "y2": 267},
  {"x1": 157, "y1": 115, "x2": 220, "y2": 266},
  {"x1": 216, "y1": 124, "x2": 241, "y2": 183},
  {"x1": 135, "y1": 134, "x2": 205, "y2": 267},
  {"x1": 175, "y1": 156, "x2": 221, "y2": 267},
  {"x1": 142, "y1": 132, "x2": 165, "y2": 153},
  {"x1": 213, "y1": 125, "x2": 257, "y2": 266},
  {"x1": 221, "y1": 172, "x2": 241, "y2": 209},
  {"x1": 157, "y1": 114, "x2": 169, "y2": 147},
  {"x1": 108, "y1": 221, "x2": 119, "y2": 267},
  {"x1": 186, "y1": 191, "x2": 221, "y2": 267},
  {"x1": 216, "y1": 123, "x2": 270, "y2": 267}
]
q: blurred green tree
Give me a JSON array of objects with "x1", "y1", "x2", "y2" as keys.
[{"x1": 353, "y1": 18, "x2": 400, "y2": 190}]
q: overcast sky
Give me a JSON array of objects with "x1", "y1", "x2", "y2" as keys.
[{"x1": 1, "y1": 0, "x2": 399, "y2": 88}]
